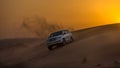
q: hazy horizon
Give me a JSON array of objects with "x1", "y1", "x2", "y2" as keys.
[{"x1": 1, "y1": 0, "x2": 120, "y2": 39}]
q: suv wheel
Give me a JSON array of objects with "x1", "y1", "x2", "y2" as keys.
[
  {"x1": 62, "y1": 38, "x2": 66, "y2": 46},
  {"x1": 48, "y1": 46, "x2": 53, "y2": 50},
  {"x1": 70, "y1": 37, "x2": 74, "y2": 42}
]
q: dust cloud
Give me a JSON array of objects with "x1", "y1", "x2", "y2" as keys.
[
  {"x1": 22, "y1": 15, "x2": 74, "y2": 39},
  {"x1": 1, "y1": 0, "x2": 120, "y2": 39}
]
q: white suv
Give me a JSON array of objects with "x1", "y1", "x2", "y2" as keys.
[{"x1": 47, "y1": 30, "x2": 74, "y2": 50}]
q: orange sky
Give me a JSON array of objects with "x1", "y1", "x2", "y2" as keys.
[{"x1": 1, "y1": 0, "x2": 120, "y2": 38}]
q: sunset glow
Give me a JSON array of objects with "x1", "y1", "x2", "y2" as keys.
[{"x1": 1, "y1": 0, "x2": 120, "y2": 38}]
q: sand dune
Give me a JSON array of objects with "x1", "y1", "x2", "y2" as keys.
[{"x1": 0, "y1": 24, "x2": 120, "y2": 68}]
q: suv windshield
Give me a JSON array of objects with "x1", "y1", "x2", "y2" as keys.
[{"x1": 50, "y1": 31, "x2": 63, "y2": 37}]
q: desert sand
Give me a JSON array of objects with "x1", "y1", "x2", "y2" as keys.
[{"x1": 0, "y1": 24, "x2": 120, "y2": 68}]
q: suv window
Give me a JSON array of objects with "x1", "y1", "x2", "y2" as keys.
[
  {"x1": 63, "y1": 31, "x2": 67, "y2": 34},
  {"x1": 65, "y1": 30, "x2": 70, "y2": 33},
  {"x1": 50, "y1": 31, "x2": 63, "y2": 37}
]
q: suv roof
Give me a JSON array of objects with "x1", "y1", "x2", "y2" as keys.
[{"x1": 49, "y1": 30, "x2": 70, "y2": 37}]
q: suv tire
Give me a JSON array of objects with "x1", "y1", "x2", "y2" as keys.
[
  {"x1": 62, "y1": 38, "x2": 66, "y2": 46},
  {"x1": 70, "y1": 37, "x2": 74, "y2": 42},
  {"x1": 48, "y1": 46, "x2": 53, "y2": 50}
]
